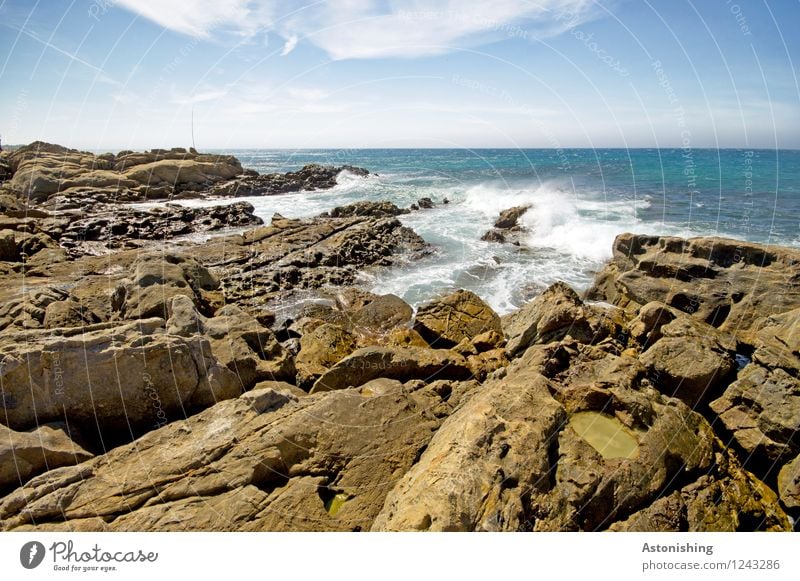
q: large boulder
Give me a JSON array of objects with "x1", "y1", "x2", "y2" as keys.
[
  {"x1": 708, "y1": 306, "x2": 800, "y2": 477},
  {"x1": 116, "y1": 253, "x2": 221, "y2": 319},
  {"x1": 0, "y1": 423, "x2": 93, "y2": 491},
  {"x1": 167, "y1": 297, "x2": 295, "y2": 389},
  {"x1": 0, "y1": 318, "x2": 240, "y2": 437},
  {"x1": 352, "y1": 294, "x2": 413, "y2": 333},
  {"x1": 372, "y1": 346, "x2": 789, "y2": 532},
  {"x1": 0, "y1": 377, "x2": 458, "y2": 531},
  {"x1": 586, "y1": 233, "x2": 800, "y2": 337},
  {"x1": 310, "y1": 346, "x2": 473, "y2": 393},
  {"x1": 504, "y1": 282, "x2": 594, "y2": 357},
  {"x1": 295, "y1": 323, "x2": 357, "y2": 388},
  {"x1": 5, "y1": 142, "x2": 243, "y2": 204},
  {"x1": 413, "y1": 290, "x2": 502, "y2": 348},
  {"x1": 639, "y1": 337, "x2": 736, "y2": 407},
  {"x1": 710, "y1": 365, "x2": 799, "y2": 471}
]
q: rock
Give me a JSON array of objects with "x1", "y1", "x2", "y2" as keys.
[
  {"x1": 640, "y1": 336, "x2": 736, "y2": 407},
  {"x1": 387, "y1": 328, "x2": 429, "y2": 348},
  {"x1": 329, "y1": 287, "x2": 380, "y2": 311},
  {"x1": 494, "y1": 205, "x2": 530, "y2": 229},
  {"x1": 238, "y1": 385, "x2": 299, "y2": 414},
  {"x1": 710, "y1": 364, "x2": 799, "y2": 470},
  {"x1": 118, "y1": 253, "x2": 220, "y2": 319},
  {"x1": 43, "y1": 299, "x2": 100, "y2": 328},
  {"x1": 328, "y1": 201, "x2": 407, "y2": 218},
  {"x1": 352, "y1": 294, "x2": 413, "y2": 333},
  {"x1": 0, "y1": 229, "x2": 17, "y2": 261},
  {"x1": 0, "y1": 228, "x2": 59, "y2": 262},
  {"x1": 417, "y1": 197, "x2": 434, "y2": 209},
  {"x1": 778, "y1": 455, "x2": 800, "y2": 509},
  {"x1": 480, "y1": 205, "x2": 531, "y2": 245},
  {"x1": 5, "y1": 142, "x2": 243, "y2": 204},
  {"x1": 295, "y1": 323, "x2": 357, "y2": 388},
  {"x1": 0, "y1": 156, "x2": 11, "y2": 184},
  {"x1": 413, "y1": 290, "x2": 502, "y2": 348},
  {"x1": 165, "y1": 294, "x2": 206, "y2": 336},
  {"x1": 627, "y1": 301, "x2": 677, "y2": 347},
  {"x1": 58, "y1": 202, "x2": 262, "y2": 257},
  {"x1": 504, "y1": 282, "x2": 594, "y2": 357},
  {"x1": 480, "y1": 230, "x2": 506, "y2": 243},
  {"x1": 751, "y1": 307, "x2": 800, "y2": 374},
  {"x1": 310, "y1": 346, "x2": 473, "y2": 393},
  {"x1": 0, "y1": 423, "x2": 93, "y2": 491},
  {"x1": 0, "y1": 318, "x2": 241, "y2": 438},
  {"x1": 466, "y1": 348, "x2": 509, "y2": 381},
  {"x1": 211, "y1": 163, "x2": 369, "y2": 198},
  {"x1": 195, "y1": 210, "x2": 430, "y2": 317},
  {"x1": 202, "y1": 304, "x2": 296, "y2": 389},
  {"x1": 472, "y1": 330, "x2": 505, "y2": 352},
  {"x1": 0, "y1": 376, "x2": 452, "y2": 532},
  {"x1": 586, "y1": 233, "x2": 800, "y2": 337},
  {"x1": 372, "y1": 349, "x2": 789, "y2": 532},
  {"x1": 249, "y1": 380, "x2": 308, "y2": 400}
]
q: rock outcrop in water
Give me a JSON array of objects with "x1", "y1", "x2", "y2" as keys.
[
  {"x1": 0, "y1": 146, "x2": 798, "y2": 532},
  {"x1": 481, "y1": 205, "x2": 531, "y2": 245},
  {"x1": 0, "y1": 142, "x2": 368, "y2": 209}
]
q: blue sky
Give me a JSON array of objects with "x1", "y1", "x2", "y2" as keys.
[{"x1": 1, "y1": 0, "x2": 798, "y2": 149}]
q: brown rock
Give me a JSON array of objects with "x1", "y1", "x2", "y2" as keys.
[
  {"x1": 778, "y1": 455, "x2": 800, "y2": 510},
  {"x1": 295, "y1": 323, "x2": 357, "y2": 388},
  {"x1": 0, "y1": 423, "x2": 93, "y2": 491},
  {"x1": 586, "y1": 233, "x2": 800, "y2": 337},
  {"x1": 0, "y1": 318, "x2": 240, "y2": 436},
  {"x1": 353, "y1": 294, "x2": 413, "y2": 333},
  {"x1": 504, "y1": 282, "x2": 593, "y2": 357},
  {"x1": 413, "y1": 290, "x2": 502, "y2": 348},
  {"x1": 0, "y1": 376, "x2": 450, "y2": 532},
  {"x1": 310, "y1": 346, "x2": 473, "y2": 393},
  {"x1": 494, "y1": 205, "x2": 530, "y2": 229}
]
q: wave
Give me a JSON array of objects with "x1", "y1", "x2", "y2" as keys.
[{"x1": 460, "y1": 180, "x2": 644, "y2": 263}]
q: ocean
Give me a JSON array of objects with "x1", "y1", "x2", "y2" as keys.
[{"x1": 187, "y1": 148, "x2": 800, "y2": 315}]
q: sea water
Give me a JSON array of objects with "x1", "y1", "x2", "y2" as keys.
[{"x1": 182, "y1": 148, "x2": 800, "y2": 314}]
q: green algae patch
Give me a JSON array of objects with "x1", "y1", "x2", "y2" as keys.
[
  {"x1": 324, "y1": 493, "x2": 350, "y2": 516},
  {"x1": 569, "y1": 412, "x2": 640, "y2": 459}
]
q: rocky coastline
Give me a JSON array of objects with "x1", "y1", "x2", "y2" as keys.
[{"x1": 0, "y1": 143, "x2": 798, "y2": 532}]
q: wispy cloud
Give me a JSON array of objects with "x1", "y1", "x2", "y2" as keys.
[
  {"x1": 280, "y1": 34, "x2": 298, "y2": 56},
  {"x1": 113, "y1": 0, "x2": 276, "y2": 38},
  {"x1": 112, "y1": 0, "x2": 600, "y2": 60}
]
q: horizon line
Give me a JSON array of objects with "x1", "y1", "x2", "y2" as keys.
[{"x1": 4, "y1": 142, "x2": 798, "y2": 153}]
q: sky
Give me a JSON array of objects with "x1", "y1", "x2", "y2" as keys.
[{"x1": 0, "y1": 0, "x2": 798, "y2": 149}]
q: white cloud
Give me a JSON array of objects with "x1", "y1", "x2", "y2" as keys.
[
  {"x1": 113, "y1": 0, "x2": 600, "y2": 60},
  {"x1": 114, "y1": 0, "x2": 275, "y2": 37},
  {"x1": 280, "y1": 34, "x2": 298, "y2": 56}
]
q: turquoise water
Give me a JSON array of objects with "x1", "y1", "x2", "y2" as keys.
[{"x1": 193, "y1": 148, "x2": 799, "y2": 313}]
